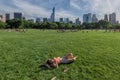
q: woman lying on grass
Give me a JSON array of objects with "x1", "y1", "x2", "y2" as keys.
[{"x1": 41, "y1": 53, "x2": 77, "y2": 69}]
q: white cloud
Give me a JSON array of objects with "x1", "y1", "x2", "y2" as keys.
[
  {"x1": 70, "y1": 0, "x2": 81, "y2": 10},
  {"x1": 1, "y1": 0, "x2": 120, "y2": 21},
  {"x1": 12, "y1": 0, "x2": 50, "y2": 18},
  {"x1": 71, "y1": 0, "x2": 120, "y2": 21},
  {"x1": 0, "y1": 1, "x2": 18, "y2": 13},
  {"x1": 0, "y1": 0, "x2": 77, "y2": 21},
  {"x1": 90, "y1": 0, "x2": 120, "y2": 20},
  {"x1": 56, "y1": 10, "x2": 77, "y2": 20}
]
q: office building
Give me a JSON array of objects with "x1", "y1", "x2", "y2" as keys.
[
  {"x1": 69, "y1": 21, "x2": 73, "y2": 24},
  {"x1": 104, "y1": 14, "x2": 108, "y2": 21},
  {"x1": 5, "y1": 13, "x2": 10, "y2": 21},
  {"x1": 83, "y1": 13, "x2": 92, "y2": 23},
  {"x1": 36, "y1": 18, "x2": 41, "y2": 23},
  {"x1": 59, "y1": 18, "x2": 64, "y2": 22},
  {"x1": 65, "y1": 18, "x2": 69, "y2": 23},
  {"x1": 28, "y1": 19, "x2": 34, "y2": 23},
  {"x1": 50, "y1": 7, "x2": 55, "y2": 22},
  {"x1": 92, "y1": 14, "x2": 98, "y2": 23},
  {"x1": 75, "y1": 18, "x2": 81, "y2": 24},
  {"x1": 43, "y1": 18, "x2": 48, "y2": 22},
  {"x1": 109, "y1": 12, "x2": 116, "y2": 24},
  {"x1": 14, "y1": 12, "x2": 22, "y2": 19},
  {"x1": 116, "y1": 21, "x2": 119, "y2": 24},
  {"x1": 0, "y1": 15, "x2": 6, "y2": 22}
]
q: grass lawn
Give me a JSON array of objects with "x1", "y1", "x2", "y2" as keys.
[{"x1": 0, "y1": 29, "x2": 120, "y2": 80}]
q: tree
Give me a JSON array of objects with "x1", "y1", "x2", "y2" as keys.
[
  {"x1": 56, "y1": 22, "x2": 65, "y2": 29},
  {"x1": 0, "y1": 21, "x2": 6, "y2": 29},
  {"x1": 65, "y1": 23, "x2": 72, "y2": 29},
  {"x1": 47, "y1": 22, "x2": 58, "y2": 29},
  {"x1": 40, "y1": 22, "x2": 48, "y2": 29},
  {"x1": 6, "y1": 19, "x2": 21, "y2": 29},
  {"x1": 82, "y1": 22, "x2": 91, "y2": 29},
  {"x1": 98, "y1": 20, "x2": 110, "y2": 32},
  {"x1": 113, "y1": 24, "x2": 120, "y2": 32}
]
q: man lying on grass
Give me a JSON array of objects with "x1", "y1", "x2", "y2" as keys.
[{"x1": 41, "y1": 53, "x2": 77, "y2": 69}]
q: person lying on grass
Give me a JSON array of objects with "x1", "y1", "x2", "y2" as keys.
[{"x1": 41, "y1": 53, "x2": 77, "y2": 69}]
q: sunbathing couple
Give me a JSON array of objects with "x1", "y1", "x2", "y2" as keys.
[{"x1": 42, "y1": 53, "x2": 77, "y2": 69}]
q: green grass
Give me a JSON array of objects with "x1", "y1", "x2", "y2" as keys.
[{"x1": 0, "y1": 29, "x2": 120, "y2": 80}]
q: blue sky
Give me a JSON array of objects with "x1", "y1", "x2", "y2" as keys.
[{"x1": 0, "y1": 0, "x2": 120, "y2": 21}]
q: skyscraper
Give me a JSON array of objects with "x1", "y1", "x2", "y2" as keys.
[
  {"x1": 92, "y1": 14, "x2": 98, "y2": 23},
  {"x1": 116, "y1": 21, "x2": 119, "y2": 24},
  {"x1": 109, "y1": 12, "x2": 116, "y2": 24},
  {"x1": 14, "y1": 12, "x2": 22, "y2": 19},
  {"x1": 5, "y1": 13, "x2": 10, "y2": 21},
  {"x1": 83, "y1": 13, "x2": 92, "y2": 23},
  {"x1": 104, "y1": 14, "x2": 108, "y2": 21},
  {"x1": 59, "y1": 18, "x2": 64, "y2": 22},
  {"x1": 28, "y1": 19, "x2": 34, "y2": 23},
  {"x1": 36, "y1": 18, "x2": 41, "y2": 23},
  {"x1": 75, "y1": 18, "x2": 81, "y2": 24},
  {"x1": 65, "y1": 18, "x2": 69, "y2": 23},
  {"x1": 43, "y1": 18, "x2": 48, "y2": 22},
  {"x1": 0, "y1": 15, "x2": 6, "y2": 22},
  {"x1": 50, "y1": 7, "x2": 55, "y2": 22}
]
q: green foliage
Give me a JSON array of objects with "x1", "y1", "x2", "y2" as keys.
[
  {"x1": 98, "y1": 20, "x2": 110, "y2": 29},
  {"x1": 113, "y1": 24, "x2": 120, "y2": 29},
  {"x1": 40, "y1": 22, "x2": 48, "y2": 29},
  {"x1": 21, "y1": 20, "x2": 30, "y2": 28},
  {"x1": 6, "y1": 19, "x2": 22, "y2": 28},
  {"x1": 0, "y1": 21, "x2": 6, "y2": 29},
  {"x1": 1, "y1": 19, "x2": 120, "y2": 30},
  {"x1": 56, "y1": 22, "x2": 66, "y2": 29},
  {"x1": 65, "y1": 23, "x2": 72, "y2": 29},
  {"x1": 47, "y1": 22, "x2": 58, "y2": 29},
  {"x1": 82, "y1": 22, "x2": 91, "y2": 29}
]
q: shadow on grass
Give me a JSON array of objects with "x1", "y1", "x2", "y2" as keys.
[
  {"x1": 38, "y1": 61, "x2": 74, "y2": 71},
  {"x1": 34, "y1": 64, "x2": 55, "y2": 73}
]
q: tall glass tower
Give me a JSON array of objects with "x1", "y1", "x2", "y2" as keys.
[
  {"x1": 50, "y1": 7, "x2": 55, "y2": 22},
  {"x1": 83, "y1": 13, "x2": 92, "y2": 23}
]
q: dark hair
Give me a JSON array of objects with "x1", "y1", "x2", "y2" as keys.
[
  {"x1": 46, "y1": 59, "x2": 57, "y2": 68},
  {"x1": 46, "y1": 59, "x2": 54, "y2": 65}
]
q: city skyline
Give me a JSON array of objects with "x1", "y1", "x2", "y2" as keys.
[{"x1": 0, "y1": 0, "x2": 120, "y2": 21}]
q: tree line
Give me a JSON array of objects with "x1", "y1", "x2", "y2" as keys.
[{"x1": 0, "y1": 19, "x2": 120, "y2": 31}]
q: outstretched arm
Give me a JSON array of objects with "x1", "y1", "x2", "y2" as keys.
[{"x1": 73, "y1": 56, "x2": 77, "y2": 60}]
